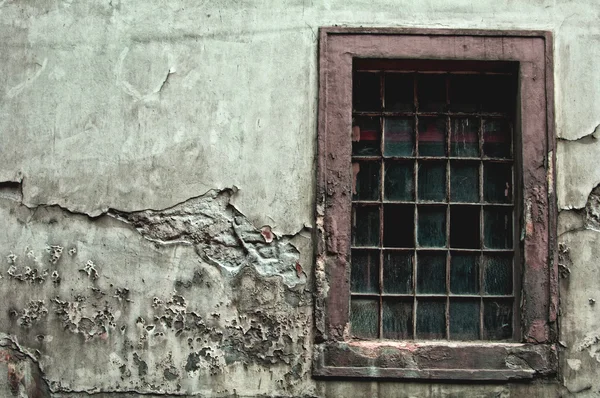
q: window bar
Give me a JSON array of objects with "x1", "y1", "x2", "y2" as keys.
[
  {"x1": 479, "y1": 112, "x2": 485, "y2": 340},
  {"x1": 412, "y1": 72, "x2": 419, "y2": 339},
  {"x1": 379, "y1": 72, "x2": 385, "y2": 338},
  {"x1": 445, "y1": 74, "x2": 451, "y2": 340}
]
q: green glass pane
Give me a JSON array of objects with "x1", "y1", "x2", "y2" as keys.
[
  {"x1": 383, "y1": 251, "x2": 413, "y2": 294},
  {"x1": 483, "y1": 299, "x2": 513, "y2": 340},
  {"x1": 450, "y1": 162, "x2": 479, "y2": 202},
  {"x1": 483, "y1": 254, "x2": 512, "y2": 295},
  {"x1": 416, "y1": 299, "x2": 446, "y2": 339},
  {"x1": 418, "y1": 118, "x2": 446, "y2": 156},
  {"x1": 352, "y1": 205, "x2": 380, "y2": 247},
  {"x1": 385, "y1": 73, "x2": 414, "y2": 112},
  {"x1": 353, "y1": 161, "x2": 381, "y2": 201},
  {"x1": 449, "y1": 75, "x2": 480, "y2": 113},
  {"x1": 382, "y1": 299, "x2": 413, "y2": 339},
  {"x1": 449, "y1": 300, "x2": 480, "y2": 340},
  {"x1": 418, "y1": 206, "x2": 446, "y2": 247},
  {"x1": 484, "y1": 163, "x2": 512, "y2": 203},
  {"x1": 418, "y1": 162, "x2": 446, "y2": 201},
  {"x1": 418, "y1": 75, "x2": 446, "y2": 112},
  {"x1": 450, "y1": 206, "x2": 480, "y2": 249},
  {"x1": 450, "y1": 253, "x2": 479, "y2": 294},
  {"x1": 384, "y1": 118, "x2": 414, "y2": 156},
  {"x1": 417, "y1": 252, "x2": 446, "y2": 294},
  {"x1": 383, "y1": 205, "x2": 414, "y2": 248},
  {"x1": 483, "y1": 119, "x2": 512, "y2": 159},
  {"x1": 352, "y1": 116, "x2": 381, "y2": 156},
  {"x1": 384, "y1": 161, "x2": 414, "y2": 201},
  {"x1": 351, "y1": 249, "x2": 379, "y2": 294},
  {"x1": 450, "y1": 117, "x2": 479, "y2": 157},
  {"x1": 484, "y1": 207, "x2": 513, "y2": 249},
  {"x1": 351, "y1": 299, "x2": 379, "y2": 339}
]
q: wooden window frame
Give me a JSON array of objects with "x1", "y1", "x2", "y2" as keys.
[{"x1": 314, "y1": 28, "x2": 557, "y2": 381}]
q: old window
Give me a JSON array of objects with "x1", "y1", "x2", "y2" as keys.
[{"x1": 314, "y1": 29, "x2": 557, "y2": 380}]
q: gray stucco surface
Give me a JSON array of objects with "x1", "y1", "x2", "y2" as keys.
[{"x1": 1, "y1": 0, "x2": 600, "y2": 396}]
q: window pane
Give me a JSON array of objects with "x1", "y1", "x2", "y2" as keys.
[
  {"x1": 450, "y1": 253, "x2": 479, "y2": 294},
  {"x1": 483, "y1": 207, "x2": 513, "y2": 249},
  {"x1": 483, "y1": 299, "x2": 513, "y2": 340},
  {"x1": 352, "y1": 161, "x2": 381, "y2": 201},
  {"x1": 418, "y1": 161, "x2": 446, "y2": 201},
  {"x1": 483, "y1": 119, "x2": 512, "y2": 159},
  {"x1": 484, "y1": 163, "x2": 512, "y2": 203},
  {"x1": 351, "y1": 249, "x2": 379, "y2": 294},
  {"x1": 418, "y1": 118, "x2": 446, "y2": 157},
  {"x1": 382, "y1": 299, "x2": 413, "y2": 339},
  {"x1": 480, "y1": 75, "x2": 515, "y2": 113},
  {"x1": 385, "y1": 73, "x2": 414, "y2": 112},
  {"x1": 383, "y1": 251, "x2": 413, "y2": 294},
  {"x1": 416, "y1": 299, "x2": 446, "y2": 339},
  {"x1": 449, "y1": 205, "x2": 480, "y2": 249},
  {"x1": 450, "y1": 117, "x2": 479, "y2": 157},
  {"x1": 351, "y1": 299, "x2": 379, "y2": 339},
  {"x1": 353, "y1": 205, "x2": 380, "y2": 246},
  {"x1": 383, "y1": 205, "x2": 414, "y2": 248},
  {"x1": 384, "y1": 118, "x2": 414, "y2": 156},
  {"x1": 483, "y1": 254, "x2": 513, "y2": 295},
  {"x1": 384, "y1": 161, "x2": 414, "y2": 201},
  {"x1": 418, "y1": 74, "x2": 446, "y2": 112},
  {"x1": 352, "y1": 116, "x2": 381, "y2": 156},
  {"x1": 449, "y1": 299, "x2": 480, "y2": 340},
  {"x1": 417, "y1": 252, "x2": 446, "y2": 294},
  {"x1": 418, "y1": 206, "x2": 446, "y2": 247},
  {"x1": 353, "y1": 72, "x2": 381, "y2": 111},
  {"x1": 449, "y1": 74, "x2": 480, "y2": 112},
  {"x1": 450, "y1": 162, "x2": 479, "y2": 203}
]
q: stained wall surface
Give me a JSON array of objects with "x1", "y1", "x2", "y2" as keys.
[{"x1": 0, "y1": 0, "x2": 599, "y2": 397}]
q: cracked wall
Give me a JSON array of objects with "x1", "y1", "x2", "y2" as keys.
[{"x1": 1, "y1": 0, "x2": 600, "y2": 396}]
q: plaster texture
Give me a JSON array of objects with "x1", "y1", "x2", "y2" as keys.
[{"x1": 1, "y1": 0, "x2": 599, "y2": 396}]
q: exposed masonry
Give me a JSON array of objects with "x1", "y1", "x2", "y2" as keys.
[{"x1": 110, "y1": 188, "x2": 306, "y2": 289}]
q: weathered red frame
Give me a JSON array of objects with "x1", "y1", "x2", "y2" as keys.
[{"x1": 314, "y1": 28, "x2": 557, "y2": 380}]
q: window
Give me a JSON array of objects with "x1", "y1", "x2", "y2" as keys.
[
  {"x1": 350, "y1": 61, "x2": 518, "y2": 341},
  {"x1": 314, "y1": 29, "x2": 557, "y2": 380}
]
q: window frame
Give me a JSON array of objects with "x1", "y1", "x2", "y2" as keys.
[{"x1": 314, "y1": 28, "x2": 557, "y2": 381}]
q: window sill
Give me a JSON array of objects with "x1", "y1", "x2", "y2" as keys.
[{"x1": 313, "y1": 341, "x2": 557, "y2": 381}]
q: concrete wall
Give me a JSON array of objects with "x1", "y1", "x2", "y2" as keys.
[{"x1": 0, "y1": 0, "x2": 599, "y2": 396}]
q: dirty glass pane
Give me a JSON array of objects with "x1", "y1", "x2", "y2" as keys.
[
  {"x1": 418, "y1": 162, "x2": 446, "y2": 201},
  {"x1": 449, "y1": 74, "x2": 480, "y2": 112},
  {"x1": 353, "y1": 72, "x2": 381, "y2": 111},
  {"x1": 480, "y1": 75, "x2": 515, "y2": 113},
  {"x1": 417, "y1": 206, "x2": 446, "y2": 247},
  {"x1": 385, "y1": 73, "x2": 414, "y2": 112},
  {"x1": 449, "y1": 300, "x2": 480, "y2": 340},
  {"x1": 352, "y1": 205, "x2": 380, "y2": 247},
  {"x1": 450, "y1": 253, "x2": 479, "y2": 294},
  {"x1": 483, "y1": 207, "x2": 513, "y2": 249},
  {"x1": 384, "y1": 161, "x2": 414, "y2": 201},
  {"x1": 483, "y1": 254, "x2": 513, "y2": 295},
  {"x1": 418, "y1": 118, "x2": 446, "y2": 157},
  {"x1": 351, "y1": 249, "x2": 379, "y2": 294},
  {"x1": 383, "y1": 204, "x2": 414, "y2": 248},
  {"x1": 450, "y1": 205, "x2": 480, "y2": 249},
  {"x1": 352, "y1": 116, "x2": 381, "y2": 156},
  {"x1": 384, "y1": 118, "x2": 414, "y2": 156},
  {"x1": 383, "y1": 299, "x2": 413, "y2": 339},
  {"x1": 484, "y1": 163, "x2": 512, "y2": 203},
  {"x1": 383, "y1": 251, "x2": 413, "y2": 294},
  {"x1": 450, "y1": 162, "x2": 479, "y2": 203},
  {"x1": 416, "y1": 299, "x2": 446, "y2": 339},
  {"x1": 417, "y1": 252, "x2": 446, "y2": 294},
  {"x1": 483, "y1": 119, "x2": 512, "y2": 159},
  {"x1": 450, "y1": 117, "x2": 479, "y2": 157},
  {"x1": 351, "y1": 299, "x2": 379, "y2": 339},
  {"x1": 417, "y1": 74, "x2": 446, "y2": 112},
  {"x1": 352, "y1": 161, "x2": 381, "y2": 201},
  {"x1": 483, "y1": 299, "x2": 513, "y2": 340}
]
